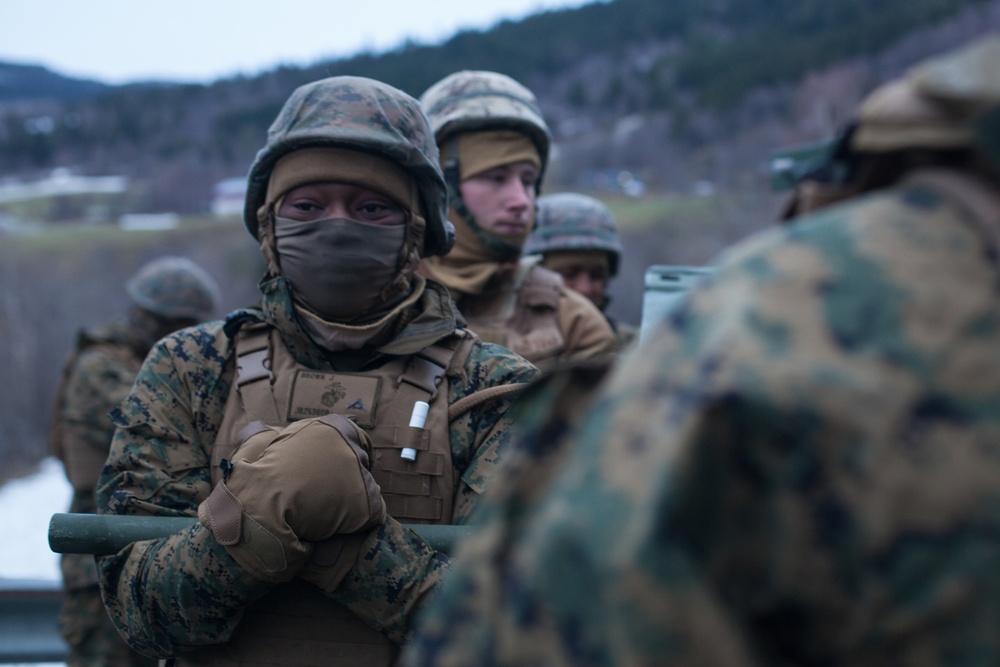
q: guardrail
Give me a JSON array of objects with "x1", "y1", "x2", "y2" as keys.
[{"x1": 0, "y1": 577, "x2": 66, "y2": 664}]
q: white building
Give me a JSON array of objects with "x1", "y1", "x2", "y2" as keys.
[{"x1": 211, "y1": 177, "x2": 247, "y2": 217}]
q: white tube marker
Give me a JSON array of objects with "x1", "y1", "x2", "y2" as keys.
[{"x1": 401, "y1": 400, "x2": 429, "y2": 461}]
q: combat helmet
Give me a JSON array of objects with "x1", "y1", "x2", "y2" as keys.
[
  {"x1": 126, "y1": 256, "x2": 220, "y2": 321},
  {"x1": 781, "y1": 36, "x2": 1000, "y2": 221},
  {"x1": 420, "y1": 70, "x2": 552, "y2": 175},
  {"x1": 243, "y1": 76, "x2": 454, "y2": 257},
  {"x1": 525, "y1": 193, "x2": 623, "y2": 276},
  {"x1": 851, "y1": 35, "x2": 1000, "y2": 157}
]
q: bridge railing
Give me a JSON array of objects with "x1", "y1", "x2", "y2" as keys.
[{"x1": 0, "y1": 577, "x2": 66, "y2": 664}]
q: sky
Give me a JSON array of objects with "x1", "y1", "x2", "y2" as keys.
[{"x1": 1, "y1": 0, "x2": 598, "y2": 85}]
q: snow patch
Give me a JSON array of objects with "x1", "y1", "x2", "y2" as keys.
[{"x1": 0, "y1": 457, "x2": 73, "y2": 580}]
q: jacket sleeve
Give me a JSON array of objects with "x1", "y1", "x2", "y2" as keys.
[
  {"x1": 556, "y1": 286, "x2": 619, "y2": 364},
  {"x1": 95, "y1": 326, "x2": 274, "y2": 658}
]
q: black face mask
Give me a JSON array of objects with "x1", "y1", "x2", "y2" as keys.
[{"x1": 274, "y1": 216, "x2": 407, "y2": 322}]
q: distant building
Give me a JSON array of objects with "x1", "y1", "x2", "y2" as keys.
[
  {"x1": 118, "y1": 213, "x2": 180, "y2": 231},
  {"x1": 576, "y1": 168, "x2": 646, "y2": 197},
  {"x1": 0, "y1": 168, "x2": 128, "y2": 203},
  {"x1": 211, "y1": 177, "x2": 247, "y2": 217}
]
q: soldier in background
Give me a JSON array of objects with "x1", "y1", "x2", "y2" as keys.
[
  {"x1": 401, "y1": 35, "x2": 1000, "y2": 666},
  {"x1": 418, "y1": 70, "x2": 618, "y2": 371},
  {"x1": 95, "y1": 76, "x2": 538, "y2": 666},
  {"x1": 524, "y1": 192, "x2": 637, "y2": 347},
  {"x1": 50, "y1": 256, "x2": 219, "y2": 667}
]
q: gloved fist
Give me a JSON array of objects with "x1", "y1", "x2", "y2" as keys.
[{"x1": 198, "y1": 415, "x2": 386, "y2": 583}]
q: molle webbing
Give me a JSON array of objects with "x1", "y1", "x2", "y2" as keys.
[
  {"x1": 371, "y1": 339, "x2": 461, "y2": 523},
  {"x1": 212, "y1": 323, "x2": 277, "y2": 486}
]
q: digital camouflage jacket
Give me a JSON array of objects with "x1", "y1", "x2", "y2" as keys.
[
  {"x1": 96, "y1": 276, "x2": 538, "y2": 659},
  {"x1": 402, "y1": 172, "x2": 1000, "y2": 666},
  {"x1": 52, "y1": 320, "x2": 144, "y2": 589}
]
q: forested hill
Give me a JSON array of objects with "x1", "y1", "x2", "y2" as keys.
[
  {"x1": 0, "y1": 62, "x2": 108, "y2": 102},
  {"x1": 1, "y1": 0, "x2": 999, "y2": 215}
]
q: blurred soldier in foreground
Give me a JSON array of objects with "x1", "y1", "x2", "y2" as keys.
[
  {"x1": 96, "y1": 76, "x2": 538, "y2": 666},
  {"x1": 419, "y1": 71, "x2": 618, "y2": 371},
  {"x1": 401, "y1": 35, "x2": 1000, "y2": 666},
  {"x1": 50, "y1": 256, "x2": 219, "y2": 667},
  {"x1": 524, "y1": 192, "x2": 637, "y2": 346}
]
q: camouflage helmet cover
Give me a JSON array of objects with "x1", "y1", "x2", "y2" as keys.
[
  {"x1": 126, "y1": 256, "x2": 220, "y2": 321},
  {"x1": 851, "y1": 36, "x2": 1000, "y2": 154},
  {"x1": 243, "y1": 76, "x2": 454, "y2": 257},
  {"x1": 525, "y1": 192, "x2": 623, "y2": 276},
  {"x1": 419, "y1": 70, "x2": 552, "y2": 173}
]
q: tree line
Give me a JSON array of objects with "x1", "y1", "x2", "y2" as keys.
[{"x1": 0, "y1": 0, "x2": 993, "y2": 216}]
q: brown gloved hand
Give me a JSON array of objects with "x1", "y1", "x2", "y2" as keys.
[{"x1": 198, "y1": 415, "x2": 386, "y2": 583}]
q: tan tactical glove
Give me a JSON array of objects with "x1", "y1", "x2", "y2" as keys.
[{"x1": 198, "y1": 414, "x2": 386, "y2": 583}]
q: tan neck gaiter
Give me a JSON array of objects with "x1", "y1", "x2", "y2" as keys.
[
  {"x1": 296, "y1": 275, "x2": 427, "y2": 352},
  {"x1": 422, "y1": 210, "x2": 518, "y2": 296}
]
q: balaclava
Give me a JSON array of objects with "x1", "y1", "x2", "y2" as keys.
[{"x1": 257, "y1": 147, "x2": 426, "y2": 328}]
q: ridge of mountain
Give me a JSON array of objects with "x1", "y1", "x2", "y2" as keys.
[{"x1": 1, "y1": 0, "x2": 998, "y2": 216}]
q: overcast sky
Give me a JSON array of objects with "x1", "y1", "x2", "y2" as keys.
[{"x1": 1, "y1": 0, "x2": 598, "y2": 85}]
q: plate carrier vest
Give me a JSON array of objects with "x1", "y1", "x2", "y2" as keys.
[{"x1": 175, "y1": 319, "x2": 476, "y2": 667}]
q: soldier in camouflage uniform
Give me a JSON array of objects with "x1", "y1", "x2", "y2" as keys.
[
  {"x1": 418, "y1": 71, "x2": 618, "y2": 371},
  {"x1": 524, "y1": 192, "x2": 637, "y2": 346},
  {"x1": 95, "y1": 76, "x2": 539, "y2": 666},
  {"x1": 401, "y1": 36, "x2": 1000, "y2": 666},
  {"x1": 50, "y1": 256, "x2": 219, "y2": 667}
]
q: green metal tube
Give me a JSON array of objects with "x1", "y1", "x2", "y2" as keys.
[{"x1": 48, "y1": 513, "x2": 470, "y2": 555}]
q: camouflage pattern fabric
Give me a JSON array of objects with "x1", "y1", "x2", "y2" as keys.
[
  {"x1": 419, "y1": 70, "x2": 551, "y2": 171},
  {"x1": 401, "y1": 177, "x2": 1000, "y2": 666},
  {"x1": 96, "y1": 276, "x2": 538, "y2": 659},
  {"x1": 58, "y1": 585, "x2": 158, "y2": 667},
  {"x1": 125, "y1": 256, "x2": 220, "y2": 321},
  {"x1": 50, "y1": 320, "x2": 158, "y2": 667}
]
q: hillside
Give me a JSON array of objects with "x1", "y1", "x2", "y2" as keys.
[
  {"x1": 0, "y1": 62, "x2": 108, "y2": 103},
  {"x1": 0, "y1": 0, "x2": 999, "y2": 222}
]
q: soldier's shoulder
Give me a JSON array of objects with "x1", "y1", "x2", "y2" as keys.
[
  {"x1": 462, "y1": 338, "x2": 540, "y2": 384},
  {"x1": 147, "y1": 319, "x2": 232, "y2": 369},
  {"x1": 791, "y1": 176, "x2": 974, "y2": 231}
]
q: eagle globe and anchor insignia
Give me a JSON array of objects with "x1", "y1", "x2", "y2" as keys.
[
  {"x1": 321, "y1": 381, "x2": 347, "y2": 408},
  {"x1": 321, "y1": 381, "x2": 369, "y2": 412}
]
